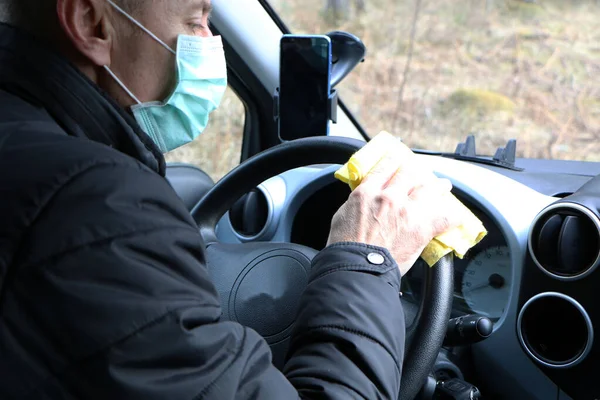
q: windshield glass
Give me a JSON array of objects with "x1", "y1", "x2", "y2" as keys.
[{"x1": 269, "y1": 0, "x2": 599, "y2": 161}]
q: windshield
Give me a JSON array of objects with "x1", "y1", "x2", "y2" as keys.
[{"x1": 269, "y1": 0, "x2": 599, "y2": 161}]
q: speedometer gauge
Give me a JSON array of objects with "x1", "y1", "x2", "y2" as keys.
[{"x1": 461, "y1": 246, "x2": 512, "y2": 319}]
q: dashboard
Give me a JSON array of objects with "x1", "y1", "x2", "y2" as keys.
[{"x1": 211, "y1": 155, "x2": 599, "y2": 400}]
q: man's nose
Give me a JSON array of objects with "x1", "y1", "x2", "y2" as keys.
[{"x1": 197, "y1": 27, "x2": 214, "y2": 38}]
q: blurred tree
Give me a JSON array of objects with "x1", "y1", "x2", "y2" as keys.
[{"x1": 325, "y1": 0, "x2": 365, "y2": 21}]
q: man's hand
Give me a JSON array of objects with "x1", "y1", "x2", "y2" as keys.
[{"x1": 327, "y1": 155, "x2": 459, "y2": 276}]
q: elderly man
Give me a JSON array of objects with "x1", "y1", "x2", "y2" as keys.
[{"x1": 0, "y1": 0, "x2": 454, "y2": 398}]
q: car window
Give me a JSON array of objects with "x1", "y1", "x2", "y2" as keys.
[
  {"x1": 270, "y1": 0, "x2": 599, "y2": 161},
  {"x1": 165, "y1": 86, "x2": 245, "y2": 181}
]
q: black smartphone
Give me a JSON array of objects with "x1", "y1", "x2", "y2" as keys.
[{"x1": 279, "y1": 35, "x2": 332, "y2": 141}]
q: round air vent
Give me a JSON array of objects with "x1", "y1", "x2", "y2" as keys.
[
  {"x1": 529, "y1": 202, "x2": 600, "y2": 280},
  {"x1": 518, "y1": 292, "x2": 593, "y2": 368},
  {"x1": 229, "y1": 188, "x2": 272, "y2": 239}
]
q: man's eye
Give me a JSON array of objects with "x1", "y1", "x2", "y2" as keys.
[{"x1": 188, "y1": 22, "x2": 209, "y2": 34}]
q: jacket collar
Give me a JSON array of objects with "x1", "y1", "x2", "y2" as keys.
[{"x1": 0, "y1": 23, "x2": 166, "y2": 176}]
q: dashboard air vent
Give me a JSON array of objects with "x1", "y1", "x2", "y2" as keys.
[
  {"x1": 529, "y1": 202, "x2": 600, "y2": 280},
  {"x1": 229, "y1": 188, "x2": 271, "y2": 238}
]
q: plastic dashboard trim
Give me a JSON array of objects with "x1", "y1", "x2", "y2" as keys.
[{"x1": 215, "y1": 155, "x2": 561, "y2": 400}]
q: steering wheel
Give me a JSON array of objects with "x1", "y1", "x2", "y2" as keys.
[{"x1": 191, "y1": 136, "x2": 454, "y2": 400}]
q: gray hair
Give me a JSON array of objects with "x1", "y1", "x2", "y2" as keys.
[{"x1": 0, "y1": 0, "x2": 143, "y2": 39}]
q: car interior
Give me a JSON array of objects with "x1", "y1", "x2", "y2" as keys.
[{"x1": 163, "y1": 0, "x2": 600, "y2": 399}]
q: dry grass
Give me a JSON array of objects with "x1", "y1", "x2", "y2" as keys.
[
  {"x1": 168, "y1": 0, "x2": 600, "y2": 180},
  {"x1": 274, "y1": 0, "x2": 600, "y2": 160}
]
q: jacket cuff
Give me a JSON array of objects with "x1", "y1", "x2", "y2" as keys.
[{"x1": 311, "y1": 242, "x2": 402, "y2": 292}]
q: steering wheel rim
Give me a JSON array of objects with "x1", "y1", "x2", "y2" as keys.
[{"x1": 191, "y1": 136, "x2": 454, "y2": 400}]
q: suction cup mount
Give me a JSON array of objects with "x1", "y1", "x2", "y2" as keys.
[{"x1": 327, "y1": 30, "x2": 366, "y2": 88}]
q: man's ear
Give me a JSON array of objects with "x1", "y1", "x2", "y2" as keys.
[{"x1": 56, "y1": 0, "x2": 114, "y2": 67}]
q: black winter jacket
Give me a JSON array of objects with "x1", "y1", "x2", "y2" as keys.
[{"x1": 0, "y1": 23, "x2": 405, "y2": 399}]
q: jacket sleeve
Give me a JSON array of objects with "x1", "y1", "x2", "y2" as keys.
[{"x1": 15, "y1": 159, "x2": 405, "y2": 399}]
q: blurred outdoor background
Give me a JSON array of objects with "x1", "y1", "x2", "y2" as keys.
[{"x1": 168, "y1": 0, "x2": 600, "y2": 180}]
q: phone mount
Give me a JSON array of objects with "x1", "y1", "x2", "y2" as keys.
[{"x1": 274, "y1": 31, "x2": 366, "y2": 133}]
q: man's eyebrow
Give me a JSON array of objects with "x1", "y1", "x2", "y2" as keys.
[
  {"x1": 187, "y1": 0, "x2": 213, "y2": 16},
  {"x1": 205, "y1": 1, "x2": 214, "y2": 15}
]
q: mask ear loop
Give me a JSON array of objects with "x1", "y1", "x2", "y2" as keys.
[
  {"x1": 104, "y1": 0, "x2": 177, "y2": 104},
  {"x1": 103, "y1": 65, "x2": 143, "y2": 105},
  {"x1": 106, "y1": 0, "x2": 176, "y2": 55}
]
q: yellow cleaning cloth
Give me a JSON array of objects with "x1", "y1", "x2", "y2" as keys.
[{"x1": 335, "y1": 131, "x2": 487, "y2": 267}]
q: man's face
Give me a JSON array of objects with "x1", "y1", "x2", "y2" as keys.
[{"x1": 100, "y1": 0, "x2": 213, "y2": 107}]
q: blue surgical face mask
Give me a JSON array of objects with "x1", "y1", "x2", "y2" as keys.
[{"x1": 104, "y1": 0, "x2": 227, "y2": 153}]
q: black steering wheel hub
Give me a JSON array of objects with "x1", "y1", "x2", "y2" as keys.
[{"x1": 231, "y1": 249, "x2": 311, "y2": 340}]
